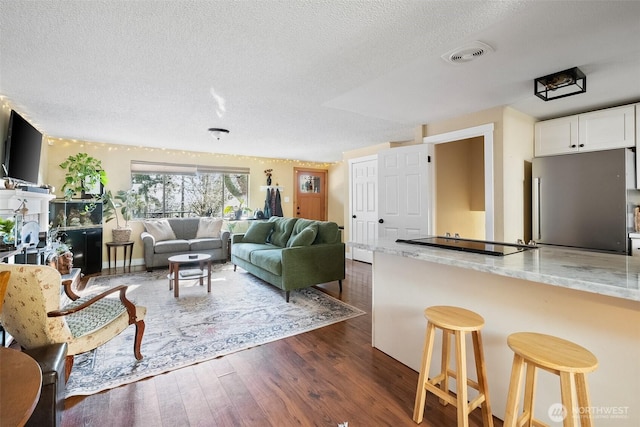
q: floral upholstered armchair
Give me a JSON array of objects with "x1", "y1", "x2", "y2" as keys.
[{"x1": 0, "y1": 264, "x2": 146, "y2": 379}]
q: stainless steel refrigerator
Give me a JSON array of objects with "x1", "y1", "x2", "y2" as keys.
[{"x1": 532, "y1": 148, "x2": 640, "y2": 254}]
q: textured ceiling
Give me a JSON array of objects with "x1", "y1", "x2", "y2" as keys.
[{"x1": 1, "y1": 0, "x2": 639, "y2": 162}]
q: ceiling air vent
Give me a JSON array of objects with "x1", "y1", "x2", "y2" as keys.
[{"x1": 441, "y1": 41, "x2": 494, "y2": 65}]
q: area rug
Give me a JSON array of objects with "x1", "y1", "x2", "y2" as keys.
[{"x1": 65, "y1": 263, "x2": 364, "y2": 397}]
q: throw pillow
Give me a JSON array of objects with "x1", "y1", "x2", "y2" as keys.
[
  {"x1": 267, "y1": 217, "x2": 297, "y2": 247},
  {"x1": 242, "y1": 221, "x2": 274, "y2": 244},
  {"x1": 143, "y1": 219, "x2": 177, "y2": 241},
  {"x1": 287, "y1": 224, "x2": 318, "y2": 247},
  {"x1": 195, "y1": 217, "x2": 223, "y2": 238}
]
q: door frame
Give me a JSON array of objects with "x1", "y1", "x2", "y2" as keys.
[{"x1": 423, "y1": 123, "x2": 495, "y2": 240}]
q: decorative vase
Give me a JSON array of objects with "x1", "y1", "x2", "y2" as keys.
[
  {"x1": 235, "y1": 209, "x2": 243, "y2": 220},
  {"x1": 267, "y1": 176, "x2": 272, "y2": 186}
]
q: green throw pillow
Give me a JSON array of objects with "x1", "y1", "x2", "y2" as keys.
[
  {"x1": 242, "y1": 221, "x2": 274, "y2": 243},
  {"x1": 287, "y1": 224, "x2": 318, "y2": 247}
]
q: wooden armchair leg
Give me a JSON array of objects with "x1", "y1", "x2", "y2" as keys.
[
  {"x1": 134, "y1": 320, "x2": 145, "y2": 360},
  {"x1": 64, "y1": 355, "x2": 74, "y2": 383}
]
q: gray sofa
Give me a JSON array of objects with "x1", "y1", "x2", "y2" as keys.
[{"x1": 141, "y1": 217, "x2": 230, "y2": 271}]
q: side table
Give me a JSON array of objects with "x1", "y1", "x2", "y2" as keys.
[
  {"x1": 106, "y1": 241, "x2": 134, "y2": 273},
  {"x1": 0, "y1": 347, "x2": 42, "y2": 427}
]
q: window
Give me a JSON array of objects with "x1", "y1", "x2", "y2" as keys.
[{"x1": 130, "y1": 161, "x2": 249, "y2": 218}]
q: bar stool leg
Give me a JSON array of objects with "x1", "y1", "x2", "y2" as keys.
[
  {"x1": 521, "y1": 364, "x2": 537, "y2": 425},
  {"x1": 560, "y1": 371, "x2": 577, "y2": 427},
  {"x1": 439, "y1": 329, "x2": 451, "y2": 406},
  {"x1": 413, "y1": 322, "x2": 437, "y2": 424},
  {"x1": 575, "y1": 373, "x2": 593, "y2": 427},
  {"x1": 455, "y1": 330, "x2": 469, "y2": 427},
  {"x1": 504, "y1": 353, "x2": 525, "y2": 427},
  {"x1": 472, "y1": 330, "x2": 494, "y2": 427}
]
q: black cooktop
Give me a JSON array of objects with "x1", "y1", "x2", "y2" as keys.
[{"x1": 396, "y1": 236, "x2": 536, "y2": 256}]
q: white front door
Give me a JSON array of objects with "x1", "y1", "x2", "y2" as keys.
[
  {"x1": 349, "y1": 156, "x2": 377, "y2": 263},
  {"x1": 378, "y1": 144, "x2": 431, "y2": 239}
]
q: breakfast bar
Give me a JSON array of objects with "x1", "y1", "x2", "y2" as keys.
[{"x1": 352, "y1": 238, "x2": 640, "y2": 426}]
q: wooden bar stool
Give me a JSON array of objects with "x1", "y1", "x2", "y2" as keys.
[
  {"x1": 413, "y1": 306, "x2": 493, "y2": 427},
  {"x1": 504, "y1": 332, "x2": 598, "y2": 427}
]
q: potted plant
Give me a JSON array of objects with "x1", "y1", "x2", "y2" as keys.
[
  {"x1": 0, "y1": 217, "x2": 15, "y2": 246},
  {"x1": 59, "y1": 153, "x2": 107, "y2": 200},
  {"x1": 223, "y1": 200, "x2": 252, "y2": 220},
  {"x1": 103, "y1": 189, "x2": 141, "y2": 242}
]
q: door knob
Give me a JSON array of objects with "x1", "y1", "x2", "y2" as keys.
[
  {"x1": 378, "y1": 219, "x2": 384, "y2": 224},
  {"x1": 352, "y1": 215, "x2": 357, "y2": 219}
]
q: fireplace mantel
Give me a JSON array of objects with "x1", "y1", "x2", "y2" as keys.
[{"x1": 0, "y1": 189, "x2": 56, "y2": 232}]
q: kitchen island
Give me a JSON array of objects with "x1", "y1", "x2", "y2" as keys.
[{"x1": 351, "y1": 238, "x2": 640, "y2": 425}]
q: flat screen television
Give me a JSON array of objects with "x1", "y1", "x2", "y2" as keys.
[{"x1": 3, "y1": 110, "x2": 42, "y2": 185}]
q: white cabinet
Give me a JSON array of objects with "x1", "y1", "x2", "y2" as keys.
[
  {"x1": 578, "y1": 105, "x2": 635, "y2": 152},
  {"x1": 535, "y1": 104, "x2": 636, "y2": 157},
  {"x1": 534, "y1": 116, "x2": 578, "y2": 156}
]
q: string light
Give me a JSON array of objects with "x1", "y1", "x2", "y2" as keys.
[{"x1": 47, "y1": 137, "x2": 338, "y2": 168}]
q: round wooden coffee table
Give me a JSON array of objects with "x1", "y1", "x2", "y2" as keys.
[
  {"x1": 167, "y1": 253, "x2": 212, "y2": 298},
  {"x1": 0, "y1": 347, "x2": 42, "y2": 427}
]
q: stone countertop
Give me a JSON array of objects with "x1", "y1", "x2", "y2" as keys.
[{"x1": 350, "y1": 238, "x2": 640, "y2": 302}]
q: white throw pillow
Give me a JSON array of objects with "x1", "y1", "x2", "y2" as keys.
[
  {"x1": 143, "y1": 219, "x2": 177, "y2": 241},
  {"x1": 196, "y1": 217, "x2": 223, "y2": 239}
]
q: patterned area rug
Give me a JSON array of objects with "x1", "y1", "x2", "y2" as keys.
[{"x1": 65, "y1": 263, "x2": 364, "y2": 397}]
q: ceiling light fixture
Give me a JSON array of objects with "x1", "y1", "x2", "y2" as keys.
[
  {"x1": 208, "y1": 128, "x2": 229, "y2": 140},
  {"x1": 534, "y1": 67, "x2": 586, "y2": 101}
]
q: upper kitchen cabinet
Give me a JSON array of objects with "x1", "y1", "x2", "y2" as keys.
[
  {"x1": 578, "y1": 105, "x2": 635, "y2": 152},
  {"x1": 534, "y1": 115, "x2": 578, "y2": 156},
  {"x1": 535, "y1": 104, "x2": 636, "y2": 157}
]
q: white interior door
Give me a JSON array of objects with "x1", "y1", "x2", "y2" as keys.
[
  {"x1": 349, "y1": 156, "x2": 377, "y2": 263},
  {"x1": 378, "y1": 144, "x2": 431, "y2": 239}
]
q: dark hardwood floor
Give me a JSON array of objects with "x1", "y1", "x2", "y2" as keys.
[{"x1": 63, "y1": 260, "x2": 503, "y2": 426}]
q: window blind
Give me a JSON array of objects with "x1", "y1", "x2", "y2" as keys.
[{"x1": 130, "y1": 161, "x2": 249, "y2": 175}]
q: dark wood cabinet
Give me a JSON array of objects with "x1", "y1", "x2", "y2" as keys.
[
  {"x1": 60, "y1": 227, "x2": 102, "y2": 274},
  {"x1": 50, "y1": 200, "x2": 103, "y2": 274}
]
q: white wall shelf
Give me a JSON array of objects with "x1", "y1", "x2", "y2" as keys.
[{"x1": 259, "y1": 186, "x2": 284, "y2": 192}]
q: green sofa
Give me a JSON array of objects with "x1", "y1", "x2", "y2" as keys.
[{"x1": 230, "y1": 217, "x2": 345, "y2": 302}]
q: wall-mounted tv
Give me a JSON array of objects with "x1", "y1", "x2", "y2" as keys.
[{"x1": 3, "y1": 110, "x2": 42, "y2": 185}]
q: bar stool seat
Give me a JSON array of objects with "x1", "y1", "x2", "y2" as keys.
[
  {"x1": 504, "y1": 332, "x2": 598, "y2": 427},
  {"x1": 413, "y1": 306, "x2": 493, "y2": 427}
]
